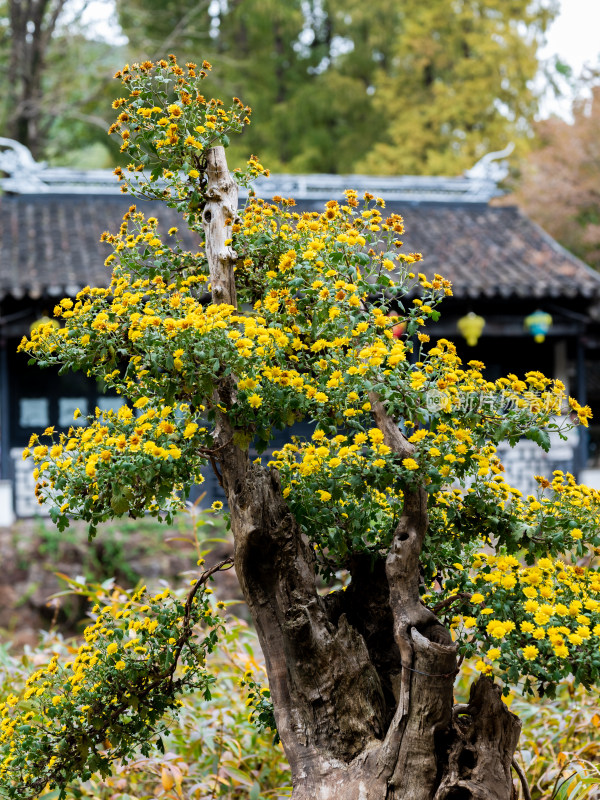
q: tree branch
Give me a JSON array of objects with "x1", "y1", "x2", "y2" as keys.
[
  {"x1": 432, "y1": 592, "x2": 473, "y2": 615},
  {"x1": 167, "y1": 556, "x2": 234, "y2": 686},
  {"x1": 204, "y1": 145, "x2": 239, "y2": 309},
  {"x1": 512, "y1": 757, "x2": 532, "y2": 800},
  {"x1": 369, "y1": 392, "x2": 413, "y2": 460},
  {"x1": 148, "y1": 0, "x2": 212, "y2": 62}
]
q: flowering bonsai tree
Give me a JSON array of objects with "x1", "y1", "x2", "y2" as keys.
[{"x1": 5, "y1": 57, "x2": 600, "y2": 800}]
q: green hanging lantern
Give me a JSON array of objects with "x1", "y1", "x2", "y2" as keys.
[{"x1": 524, "y1": 310, "x2": 552, "y2": 343}]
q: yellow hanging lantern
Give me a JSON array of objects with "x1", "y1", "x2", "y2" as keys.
[
  {"x1": 457, "y1": 312, "x2": 485, "y2": 346},
  {"x1": 30, "y1": 315, "x2": 60, "y2": 333}
]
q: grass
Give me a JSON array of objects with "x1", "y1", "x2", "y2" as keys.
[{"x1": 512, "y1": 682, "x2": 600, "y2": 799}]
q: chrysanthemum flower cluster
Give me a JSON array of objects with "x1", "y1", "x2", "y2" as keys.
[
  {"x1": 108, "y1": 54, "x2": 262, "y2": 227},
  {"x1": 10, "y1": 57, "x2": 600, "y2": 789},
  {"x1": 437, "y1": 550, "x2": 600, "y2": 694},
  {"x1": 0, "y1": 580, "x2": 224, "y2": 799}
]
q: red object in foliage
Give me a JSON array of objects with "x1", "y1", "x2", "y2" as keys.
[{"x1": 388, "y1": 314, "x2": 406, "y2": 338}]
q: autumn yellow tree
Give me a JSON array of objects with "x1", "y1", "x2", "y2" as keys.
[
  {"x1": 358, "y1": 0, "x2": 558, "y2": 175},
  {"x1": 3, "y1": 57, "x2": 599, "y2": 800}
]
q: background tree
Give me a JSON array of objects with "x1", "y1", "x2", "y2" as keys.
[
  {"x1": 510, "y1": 77, "x2": 600, "y2": 271},
  {"x1": 114, "y1": 0, "x2": 381, "y2": 172},
  {"x1": 0, "y1": 0, "x2": 125, "y2": 164},
  {"x1": 115, "y1": 0, "x2": 559, "y2": 174},
  {"x1": 3, "y1": 58, "x2": 600, "y2": 800},
  {"x1": 3, "y1": 0, "x2": 68, "y2": 157},
  {"x1": 115, "y1": 0, "x2": 213, "y2": 64},
  {"x1": 357, "y1": 0, "x2": 559, "y2": 175},
  {"x1": 0, "y1": 0, "x2": 561, "y2": 172}
]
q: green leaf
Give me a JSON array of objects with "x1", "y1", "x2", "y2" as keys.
[
  {"x1": 110, "y1": 489, "x2": 130, "y2": 516},
  {"x1": 222, "y1": 765, "x2": 254, "y2": 786},
  {"x1": 525, "y1": 427, "x2": 551, "y2": 452},
  {"x1": 249, "y1": 782, "x2": 261, "y2": 800}
]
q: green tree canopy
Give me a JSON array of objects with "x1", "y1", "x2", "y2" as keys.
[
  {"x1": 115, "y1": 0, "x2": 559, "y2": 174},
  {"x1": 1, "y1": 1, "x2": 560, "y2": 172}
]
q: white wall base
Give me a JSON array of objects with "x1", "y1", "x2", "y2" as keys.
[
  {"x1": 578, "y1": 469, "x2": 600, "y2": 490},
  {"x1": 0, "y1": 480, "x2": 15, "y2": 526}
]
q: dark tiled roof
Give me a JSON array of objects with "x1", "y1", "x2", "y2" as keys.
[
  {"x1": 2, "y1": 194, "x2": 599, "y2": 302},
  {"x1": 0, "y1": 195, "x2": 200, "y2": 300},
  {"x1": 396, "y1": 203, "x2": 600, "y2": 300}
]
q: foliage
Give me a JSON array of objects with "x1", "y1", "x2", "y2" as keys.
[
  {"x1": 2, "y1": 606, "x2": 599, "y2": 799},
  {"x1": 1, "y1": 512, "x2": 225, "y2": 634},
  {"x1": 115, "y1": 0, "x2": 386, "y2": 173},
  {"x1": 357, "y1": 0, "x2": 559, "y2": 175},
  {"x1": 0, "y1": 579, "x2": 291, "y2": 799},
  {"x1": 1, "y1": 1, "x2": 561, "y2": 172},
  {"x1": 32, "y1": 516, "x2": 165, "y2": 589},
  {"x1": 514, "y1": 684, "x2": 600, "y2": 799},
  {"x1": 0, "y1": 565, "x2": 230, "y2": 799},
  {"x1": 511, "y1": 80, "x2": 600, "y2": 271},
  {"x1": 115, "y1": 0, "x2": 215, "y2": 59},
  {"x1": 6, "y1": 56, "x2": 600, "y2": 796},
  {"x1": 0, "y1": 0, "x2": 125, "y2": 163},
  {"x1": 114, "y1": 0, "x2": 559, "y2": 174}
]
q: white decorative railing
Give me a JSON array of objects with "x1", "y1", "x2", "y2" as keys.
[{"x1": 1, "y1": 138, "x2": 511, "y2": 203}]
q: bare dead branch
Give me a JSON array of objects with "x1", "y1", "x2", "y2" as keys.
[{"x1": 512, "y1": 757, "x2": 532, "y2": 800}]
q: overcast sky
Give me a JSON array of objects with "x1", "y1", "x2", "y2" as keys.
[
  {"x1": 541, "y1": 0, "x2": 600, "y2": 75},
  {"x1": 538, "y1": 0, "x2": 600, "y2": 116}
]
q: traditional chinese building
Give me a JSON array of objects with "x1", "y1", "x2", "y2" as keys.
[{"x1": 2, "y1": 138, "x2": 600, "y2": 519}]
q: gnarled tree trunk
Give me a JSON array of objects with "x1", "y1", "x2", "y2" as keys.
[{"x1": 203, "y1": 145, "x2": 522, "y2": 800}]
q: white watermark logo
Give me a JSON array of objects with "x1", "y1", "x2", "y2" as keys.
[{"x1": 424, "y1": 388, "x2": 565, "y2": 416}]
